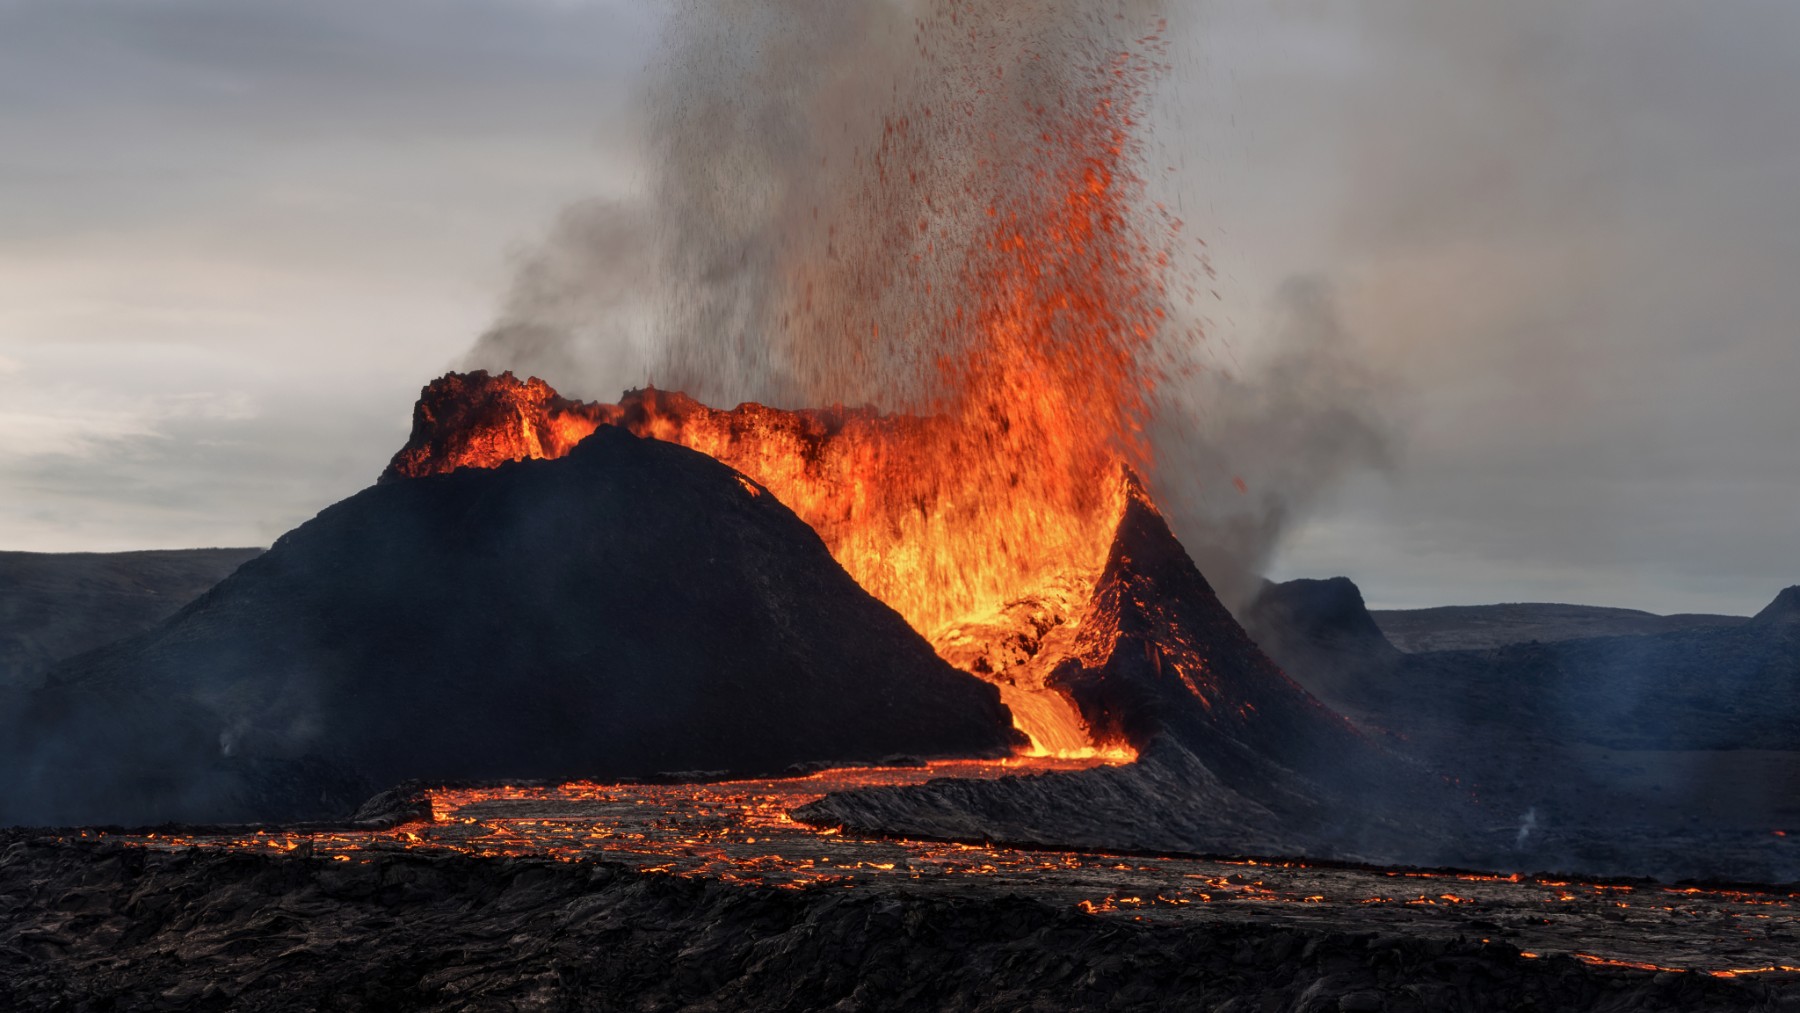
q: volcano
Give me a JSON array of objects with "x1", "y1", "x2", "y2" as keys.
[
  {"x1": 2, "y1": 425, "x2": 1014, "y2": 826},
  {"x1": 387, "y1": 369, "x2": 1133, "y2": 757},
  {"x1": 378, "y1": 371, "x2": 1456, "y2": 860},
  {"x1": 5, "y1": 369, "x2": 1450, "y2": 858}
]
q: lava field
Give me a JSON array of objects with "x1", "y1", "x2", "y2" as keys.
[{"x1": 37, "y1": 760, "x2": 1800, "y2": 984}]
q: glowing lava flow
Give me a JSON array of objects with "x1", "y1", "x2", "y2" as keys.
[{"x1": 87, "y1": 770, "x2": 1800, "y2": 981}]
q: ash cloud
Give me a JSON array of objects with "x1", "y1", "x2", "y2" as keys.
[
  {"x1": 463, "y1": 0, "x2": 1800, "y2": 618},
  {"x1": 460, "y1": 0, "x2": 907, "y2": 403}
]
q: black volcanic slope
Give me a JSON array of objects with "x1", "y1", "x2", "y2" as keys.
[
  {"x1": 1246, "y1": 577, "x2": 1800, "y2": 880},
  {"x1": 0, "y1": 548, "x2": 261, "y2": 690},
  {"x1": 803, "y1": 490, "x2": 1465, "y2": 865},
  {"x1": 1239, "y1": 577, "x2": 1406, "y2": 713},
  {"x1": 0, "y1": 427, "x2": 1013, "y2": 826},
  {"x1": 1049, "y1": 490, "x2": 1405, "y2": 813}
]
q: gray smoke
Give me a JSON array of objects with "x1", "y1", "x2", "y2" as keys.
[
  {"x1": 1151, "y1": 279, "x2": 1401, "y2": 613},
  {"x1": 464, "y1": 0, "x2": 1176, "y2": 410},
  {"x1": 1188, "y1": 0, "x2": 1800, "y2": 613},
  {"x1": 458, "y1": 0, "x2": 895, "y2": 400},
  {"x1": 1516, "y1": 807, "x2": 1538, "y2": 850},
  {"x1": 466, "y1": 199, "x2": 656, "y2": 394}
]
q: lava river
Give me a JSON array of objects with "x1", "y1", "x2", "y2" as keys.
[{"x1": 76, "y1": 761, "x2": 1800, "y2": 981}]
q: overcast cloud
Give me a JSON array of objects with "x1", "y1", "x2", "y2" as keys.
[{"x1": 0, "y1": 0, "x2": 1795, "y2": 614}]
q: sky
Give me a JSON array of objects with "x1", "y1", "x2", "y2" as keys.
[{"x1": 1, "y1": 0, "x2": 1795, "y2": 615}]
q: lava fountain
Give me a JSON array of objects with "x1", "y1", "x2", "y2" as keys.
[
  {"x1": 397, "y1": 9, "x2": 1192, "y2": 757},
  {"x1": 385, "y1": 374, "x2": 1134, "y2": 758}
]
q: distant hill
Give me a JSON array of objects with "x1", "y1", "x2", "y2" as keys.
[
  {"x1": 1244, "y1": 577, "x2": 1800, "y2": 878},
  {"x1": 1370, "y1": 602, "x2": 1744, "y2": 653},
  {"x1": 0, "y1": 548, "x2": 262, "y2": 690},
  {"x1": 1250, "y1": 578, "x2": 1800, "y2": 755}
]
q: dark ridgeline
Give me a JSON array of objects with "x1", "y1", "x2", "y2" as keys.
[
  {"x1": 0, "y1": 427, "x2": 1015, "y2": 827},
  {"x1": 801, "y1": 488, "x2": 1470, "y2": 866},
  {"x1": 0, "y1": 548, "x2": 262, "y2": 691},
  {"x1": 1245, "y1": 577, "x2": 1800, "y2": 881},
  {"x1": 1051, "y1": 493, "x2": 1382, "y2": 787},
  {"x1": 1368, "y1": 599, "x2": 1746, "y2": 654},
  {"x1": 1237, "y1": 576, "x2": 1407, "y2": 714}
]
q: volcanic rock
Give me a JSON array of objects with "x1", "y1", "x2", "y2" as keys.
[
  {"x1": 1, "y1": 427, "x2": 1015, "y2": 826},
  {"x1": 381, "y1": 370, "x2": 878, "y2": 487},
  {"x1": 1248, "y1": 577, "x2": 1395, "y2": 647},
  {"x1": 1240, "y1": 577, "x2": 1407, "y2": 723},
  {"x1": 7, "y1": 836, "x2": 1784, "y2": 1012},
  {"x1": 1273, "y1": 583, "x2": 1800, "y2": 756},
  {"x1": 1048, "y1": 488, "x2": 1396, "y2": 802},
  {"x1": 381, "y1": 369, "x2": 616, "y2": 481},
  {"x1": 1243, "y1": 577, "x2": 1401, "y2": 666},
  {"x1": 801, "y1": 487, "x2": 1465, "y2": 865}
]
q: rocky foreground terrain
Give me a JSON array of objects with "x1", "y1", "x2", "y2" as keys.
[
  {"x1": 7, "y1": 763, "x2": 1795, "y2": 1011},
  {"x1": 4, "y1": 833, "x2": 1797, "y2": 1013}
]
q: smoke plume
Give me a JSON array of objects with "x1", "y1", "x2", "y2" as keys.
[
  {"x1": 473, "y1": 0, "x2": 1171, "y2": 401},
  {"x1": 465, "y1": 0, "x2": 1397, "y2": 606},
  {"x1": 1149, "y1": 279, "x2": 1401, "y2": 612},
  {"x1": 467, "y1": 199, "x2": 656, "y2": 394}
]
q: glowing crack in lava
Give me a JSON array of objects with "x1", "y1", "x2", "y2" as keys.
[
  {"x1": 90, "y1": 774, "x2": 1800, "y2": 980},
  {"x1": 388, "y1": 20, "x2": 1186, "y2": 760}
]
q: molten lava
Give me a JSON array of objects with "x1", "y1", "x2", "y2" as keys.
[
  {"x1": 91, "y1": 777, "x2": 1800, "y2": 980},
  {"x1": 386, "y1": 18, "x2": 1187, "y2": 759},
  {"x1": 386, "y1": 373, "x2": 1132, "y2": 759}
]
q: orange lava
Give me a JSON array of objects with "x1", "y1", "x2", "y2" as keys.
[
  {"x1": 88, "y1": 765, "x2": 1800, "y2": 980},
  {"x1": 385, "y1": 20, "x2": 1183, "y2": 761}
]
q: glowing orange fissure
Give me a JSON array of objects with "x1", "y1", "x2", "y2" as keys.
[{"x1": 95, "y1": 801, "x2": 1800, "y2": 981}]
